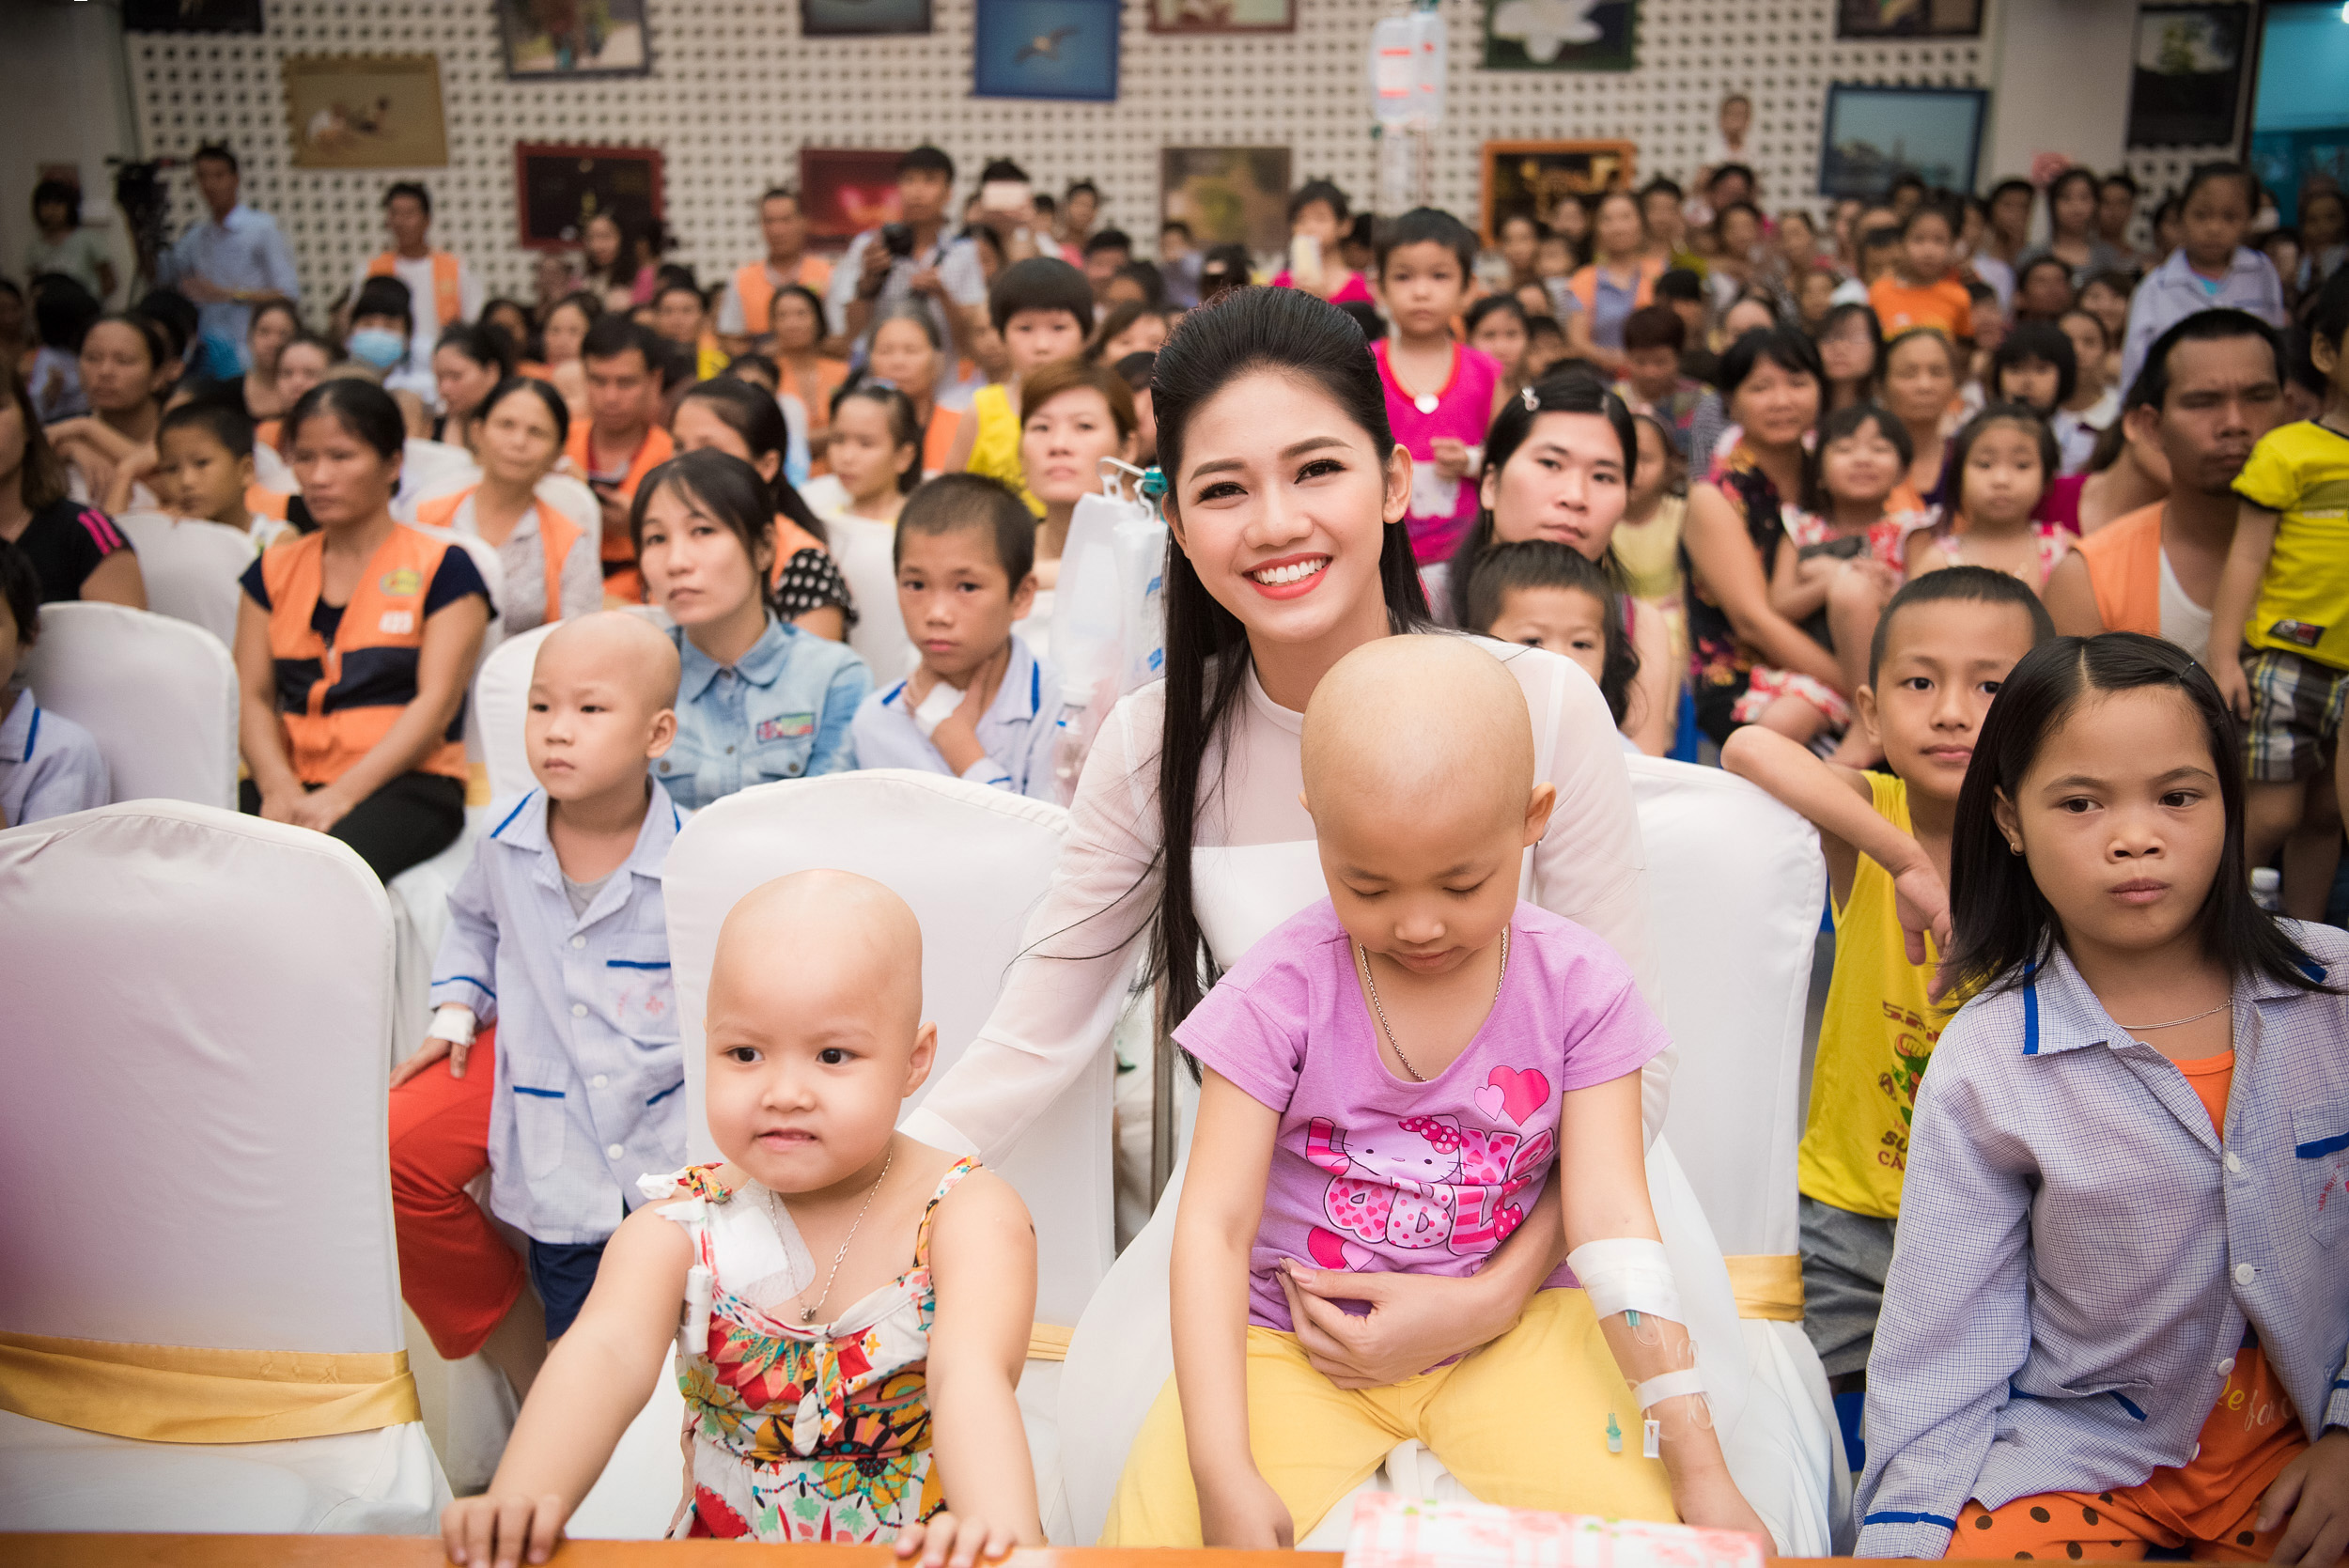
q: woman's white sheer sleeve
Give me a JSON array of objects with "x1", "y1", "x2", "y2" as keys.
[
  {"x1": 1505, "y1": 641, "x2": 1672, "y2": 1137},
  {"x1": 899, "y1": 688, "x2": 1165, "y2": 1164}
]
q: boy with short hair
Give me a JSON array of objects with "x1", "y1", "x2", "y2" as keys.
[
  {"x1": 152, "y1": 397, "x2": 292, "y2": 548},
  {"x1": 389, "y1": 612, "x2": 685, "y2": 1395},
  {"x1": 948, "y1": 256, "x2": 1095, "y2": 516},
  {"x1": 850, "y1": 474, "x2": 1059, "y2": 800},
  {"x1": 1373, "y1": 207, "x2": 1507, "y2": 564},
  {"x1": 1616, "y1": 303, "x2": 1703, "y2": 458},
  {"x1": 1869, "y1": 204, "x2": 1973, "y2": 343},
  {"x1": 2120, "y1": 162, "x2": 2287, "y2": 392},
  {"x1": 2209, "y1": 268, "x2": 2349, "y2": 910},
  {"x1": 1722, "y1": 567, "x2": 2055, "y2": 1466}
]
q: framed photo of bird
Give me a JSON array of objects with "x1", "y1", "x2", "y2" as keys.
[
  {"x1": 803, "y1": 0, "x2": 931, "y2": 39},
  {"x1": 972, "y1": 0, "x2": 1119, "y2": 101}
]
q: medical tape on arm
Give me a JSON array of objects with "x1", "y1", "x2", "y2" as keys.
[
  {"x1": 428, "y1": 1005, "x2": 477, "y2": 1045},
  {"x1": 1568, "y1": 1237, "x2": 1684, "y2": 1324}
]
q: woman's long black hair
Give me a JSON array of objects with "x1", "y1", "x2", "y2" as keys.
[
  {"x1": 1144, "y1": 285, "x2": 1431, "y2": 1041},
  {"x1": 1944, "y1": 632, "x2": 2335, "y2": 1001},
  {"x1": 1442, "y1": 365, "x2": 1637, "y2": 627},
  {"x1": 676, "y1": 376, "x2": 829, "y2": 545}
]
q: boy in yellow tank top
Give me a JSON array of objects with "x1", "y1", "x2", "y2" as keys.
[
  {"x1": 1722, "y1": 567, "x2": 2053, "y2": 1465},
  {"x1": 2208, "y1": 272, "x2": 2349, "y2": 909},
  {"x1": 945, "y1": 257, "x2": 1095, "y2": 519}
]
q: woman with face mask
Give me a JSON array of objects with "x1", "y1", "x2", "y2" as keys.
[{"x1": 346, "y1": 277, "x2": 435, "y2": 405}]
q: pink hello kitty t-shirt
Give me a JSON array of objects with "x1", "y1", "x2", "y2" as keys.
[{"x1": 1174, "y1": 897, "x2": 1667, "y2": 1333}]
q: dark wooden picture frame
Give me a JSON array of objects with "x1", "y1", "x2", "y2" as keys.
[{"x1": 514, "y1": 143, "x2": 664, "y2": 251}]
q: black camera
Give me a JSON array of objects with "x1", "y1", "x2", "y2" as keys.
[{"x1": 880, "y1": 222, "x2": 915, "y2": 259}]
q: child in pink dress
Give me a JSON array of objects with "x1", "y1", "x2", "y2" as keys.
[{"x1": 1371, "y1": 210, "x2": 1509, "y2": 564}]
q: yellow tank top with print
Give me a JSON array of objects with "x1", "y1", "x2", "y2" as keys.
[
  {"x1": 2233, "y1": 420, "x2": 2349, "y2": 672},
  {"x1": 966, "y1": 382, "x2": 1046, "y2": 518},
  {"x1": 1796, "y1": 771, "x2": 1942, "y2": 1219}
]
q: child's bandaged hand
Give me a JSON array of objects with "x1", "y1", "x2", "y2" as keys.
[
  {"x1": 391, "y1": 1033, "x2": 465, "y2": 1086},
  {"x1": 893, "y1": 1508, "x2": 1021, "y2": 1568},
  {"x1": 440, "y1": 1490, "x2": 566, "y2": 1568},
  {"x1": 1430, "y1": 438, "x2": 1472, "y2": 481},
  {"x1": 2259, "y1": 1427, "x2": 2349, "y2": 1567}
]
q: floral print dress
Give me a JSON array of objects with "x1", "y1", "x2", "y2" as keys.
[{"x1": 644, "y1": 1157, "x2": 980, "y2": 1543}]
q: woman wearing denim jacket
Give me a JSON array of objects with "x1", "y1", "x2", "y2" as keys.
[{"x1": 631, "y1": 449, "x2": 870, "y2": 810}]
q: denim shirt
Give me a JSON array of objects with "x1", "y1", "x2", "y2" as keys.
[
  {"x1": 657, "y1": 614, "x2": 871, "y2": 811},
  {"x1": 1857, "y1": 924, "x2": 2349, "y2": 1558}
]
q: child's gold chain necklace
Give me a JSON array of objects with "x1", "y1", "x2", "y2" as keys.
[{"x1": 1355, "y1": 928, "x2": 1508, "y2": 1083}]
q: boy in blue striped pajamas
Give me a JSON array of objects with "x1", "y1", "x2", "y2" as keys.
[{"x1": 423, "y1": 613, "x2": 688, "y2": 1342}]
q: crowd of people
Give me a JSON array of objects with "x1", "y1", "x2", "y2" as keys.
[{"x1": 10, "y1": 116, "x2": 2349, "y2": 1568}]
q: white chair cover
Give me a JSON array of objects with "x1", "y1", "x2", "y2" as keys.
[
  {"x1": 253, "y1": 439, "x2": 296, "y2": 494},
  {"x1": 384, "y1": 530, "x2": 507, "y2": 1056},
  {"x1": 569, "y1": 770, "x2": 1112, "y2": 1538},
  {"x1": 829, "y1": 515, "x2": 915, "y2": 685},
  {"x1": 474, "y1": 622, "x2": 560, "y2": 805},
  {"x1": 0, "y1": 802, "x2": 448, "y2": 1531},
  {"x1": 393, "y1": 439, "x2": 482, "y2": 523},
  {"x1": 18, "y1": 602, "x2": 237, "y2": 810},
  {"x1": 1636, "y1": 755, "x2": 1843, "y2": 1554},
  {"x1": 113, "y1": 511, "x2": 256, "y2": 649}
]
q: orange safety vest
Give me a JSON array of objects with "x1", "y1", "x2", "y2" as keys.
[
  {"x1": 367, "y1": 249, "x2": 465, "y2": 326},
  {"x1": 1568, "y1": 255, "x2": 1665, "y2": 317},
  {"x1": 413, "y1": 484, "x2": 584, "y2": 625},
  {"x1": 2076, "y1": 502, "x2": 2165, "y2": 636},
  {"x1": 260, "y1": 525, "x2": 471, "y2": 786},
  {"x1": 246, "y1": 482, "x2": 291, "y2": 521},
  {"x1": 731, "y1": 256, "x2": 834, "y2": 337},
  {"x1": 563, "y1": 421, "x2": 675, "y2": 606}
]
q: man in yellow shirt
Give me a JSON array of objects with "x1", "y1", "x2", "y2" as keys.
[{"x1": 1723, "y1": 568, "x2": 2053, "y2": 1467}]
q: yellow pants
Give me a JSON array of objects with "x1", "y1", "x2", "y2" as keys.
[{"x1": 1100, "y1": 1288, "x2": 1678, "y2": 1545}]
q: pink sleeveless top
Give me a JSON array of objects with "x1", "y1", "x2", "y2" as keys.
[{"x1": 1374, "y1": 339, "x2": 1501, "y2": 565}]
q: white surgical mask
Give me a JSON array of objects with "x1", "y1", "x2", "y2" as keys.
[{"x1": 348, "y1": 327, "x2": 407, "y2": 370}]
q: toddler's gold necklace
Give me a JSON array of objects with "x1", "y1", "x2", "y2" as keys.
[
  {"x1": 1355, "y1": 929, "x2": 1508, "y2": 1083},
  {"x1": 779, "y1": 1147, "x2": 894, "y2": 1326}
]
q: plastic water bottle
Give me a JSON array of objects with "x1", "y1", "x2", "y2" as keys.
[{"x1": 2251, "y1": 867, "x2": 2282, "y2": 911}]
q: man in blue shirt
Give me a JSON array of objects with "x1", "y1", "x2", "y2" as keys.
[{"x1": 158, "y1": 144, "x2": 302, "y2": 365}]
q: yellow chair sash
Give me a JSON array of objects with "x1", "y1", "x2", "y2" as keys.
[
  {"x1": 1026, "y1": 1322, "x2": 1074, "y2": 1362},
  {"x1": 0, "y1": 1329, "x2": 421, "y2": 1444},
  {"x1": 1723, "y1": 1254, "x2": 1805, "y2": 1322}
]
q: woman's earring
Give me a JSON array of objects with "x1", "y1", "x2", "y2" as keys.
[{"x1": 2008, "y1": 839, "x2": 2023, "y2": 855}]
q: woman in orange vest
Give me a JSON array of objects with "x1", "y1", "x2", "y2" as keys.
[
  {"x1": 234, "y1": 380, "x2": 491, "y2": 882},
  {"x1": 866, "y1": 307, "x2": 960, "y2": 474},
  {"x1": 1565, "y1": 191, "x2": 1666, "y2": 376},
  {"x1": 770, "y1": 285, "x2": 848, "y2": 469},
  {"x1": 414, "y1": 379, "x2": 599, "y2": 635}
]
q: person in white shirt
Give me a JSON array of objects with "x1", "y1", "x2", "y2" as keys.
[
  {"x1": 850, "y1": 473, "x2": 1056, "y2": 798},
  {"x1": 352, "y1": 182, "x2": 485, "y2": 384}
]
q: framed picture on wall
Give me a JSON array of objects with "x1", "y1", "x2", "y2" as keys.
[
  {"x1": 1160, "y1": 147, "x2": 1293, "y2": 254},
  {"x1": 1480, "y1": 140, "x2": 1637, "y2": 242},
  {"x1": 1482, "y1": 0, "x2": 1636, "y2": 71},
  {"x1": 498, "y1": 0, "x2": 652, "y2": 80},
  {"x1": 1834, "y1": 0, "x2": 1983, "y2": 39},
  {"x1": 1147, "y1": 0, "x2": 1293, "y2": 35},
  {"x1": 2126, "y1": 3, "x2": 2248, "y2": 147},
  {"x1": 124, "y1": 0, "x2": 264, "y2": 31},
  {"x1": 972, "y1": 0, "x2": 1120, "y2": 101},
  {"x1": 1817, "y1": 83, "x2": 1988, "y2": 199},
  {"x1": 803, "y1": 0, "x2": 932, "y2": 38},
  {"x1": 514, "y1": 143, "x2": 663, "y2": 250},
  {"x1": 799, "y1": 148, "x2": 909, "y2": 246},
  {"x1": 282, "y1": 55, "x2": 448, "y2": 169}
]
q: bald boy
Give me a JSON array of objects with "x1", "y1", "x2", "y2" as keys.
[{"x1": 398, "y1": 609, "x2": 689, "y2": 1376}]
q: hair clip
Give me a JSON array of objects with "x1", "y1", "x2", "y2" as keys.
[
  {"x1": 1520, "y1": 384, "x2": 1540, "y2": 413},
  {"x1": 1138, "y1": 467, "x2": 1168, "y2": 501}
]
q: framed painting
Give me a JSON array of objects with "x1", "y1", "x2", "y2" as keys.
[
  {"x1": 800, "y1": 147, "x2": 908, "y2": 245},
  {"x1": 124, "y1": 0, "x2": 264, "y2": 31},
  {"x1": 1482, "y1": 0, "x2": 1636, "y2": 71},
  {"x1": 282, "y1": 55, "x2": 448, "y2": 170},
  {"x1": 1480, "y1": 140, "x2": 1637, "y2": 242},
  {"x1": 803, "y1": 0, "x2": 932, "y2": 38},
  {"x1": 2127, "y1": 3, "x2": 2248, "y2": 147},
  {"x1": 1147, "y1": 0, "x2": 1293, "y2": 35},
  {"x1": 1834, "y1": 0, "x2": 1983, "y2": 39},
  {"x1": 1160, "y1": 147, "x2": 1293, "y2": 254},
  {"x1": 973, "y1": 0, "x2": 1120, "y2": 101},
  {"x1": 514, "y1": 143, "x2": 663, "y2": 251},
  {"x1": 498, "y1": 0, "x2": 652, "y2": 80},
  {"x1": 1818, "y1": 83, "x2": 1988, "y2": 200}
]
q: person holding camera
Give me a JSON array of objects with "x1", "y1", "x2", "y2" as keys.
[{"x1": 825, "y1": 145, "x2": 988, "y2": 367}]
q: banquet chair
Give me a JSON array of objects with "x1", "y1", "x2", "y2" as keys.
[
  {"x1": 568, "y1": 769, "x2": 1112, "y2": 1539},
  {"x1": 1052, "y1": 759, "x2": 1837, "y2": 1554},
  {"x1": 829, "y1": 514, "x2": 915, "y2": 685},
  {"x1": 382, "y1": 530, "x2": 506, "y2": 1057},
  {"x1": 0, "y1": 802, "x2": 449, "y2": 1533},
  {"x1": 113, "y1": 511, "x2": 256, "y2": 649},
  {"x1": 18, "y1": 601, "x2": 238, "y2": 810}
]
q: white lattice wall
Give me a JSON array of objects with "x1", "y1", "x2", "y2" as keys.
[{"x1": 125, "y1": 0, "x2": 1991, "y2": 315}]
